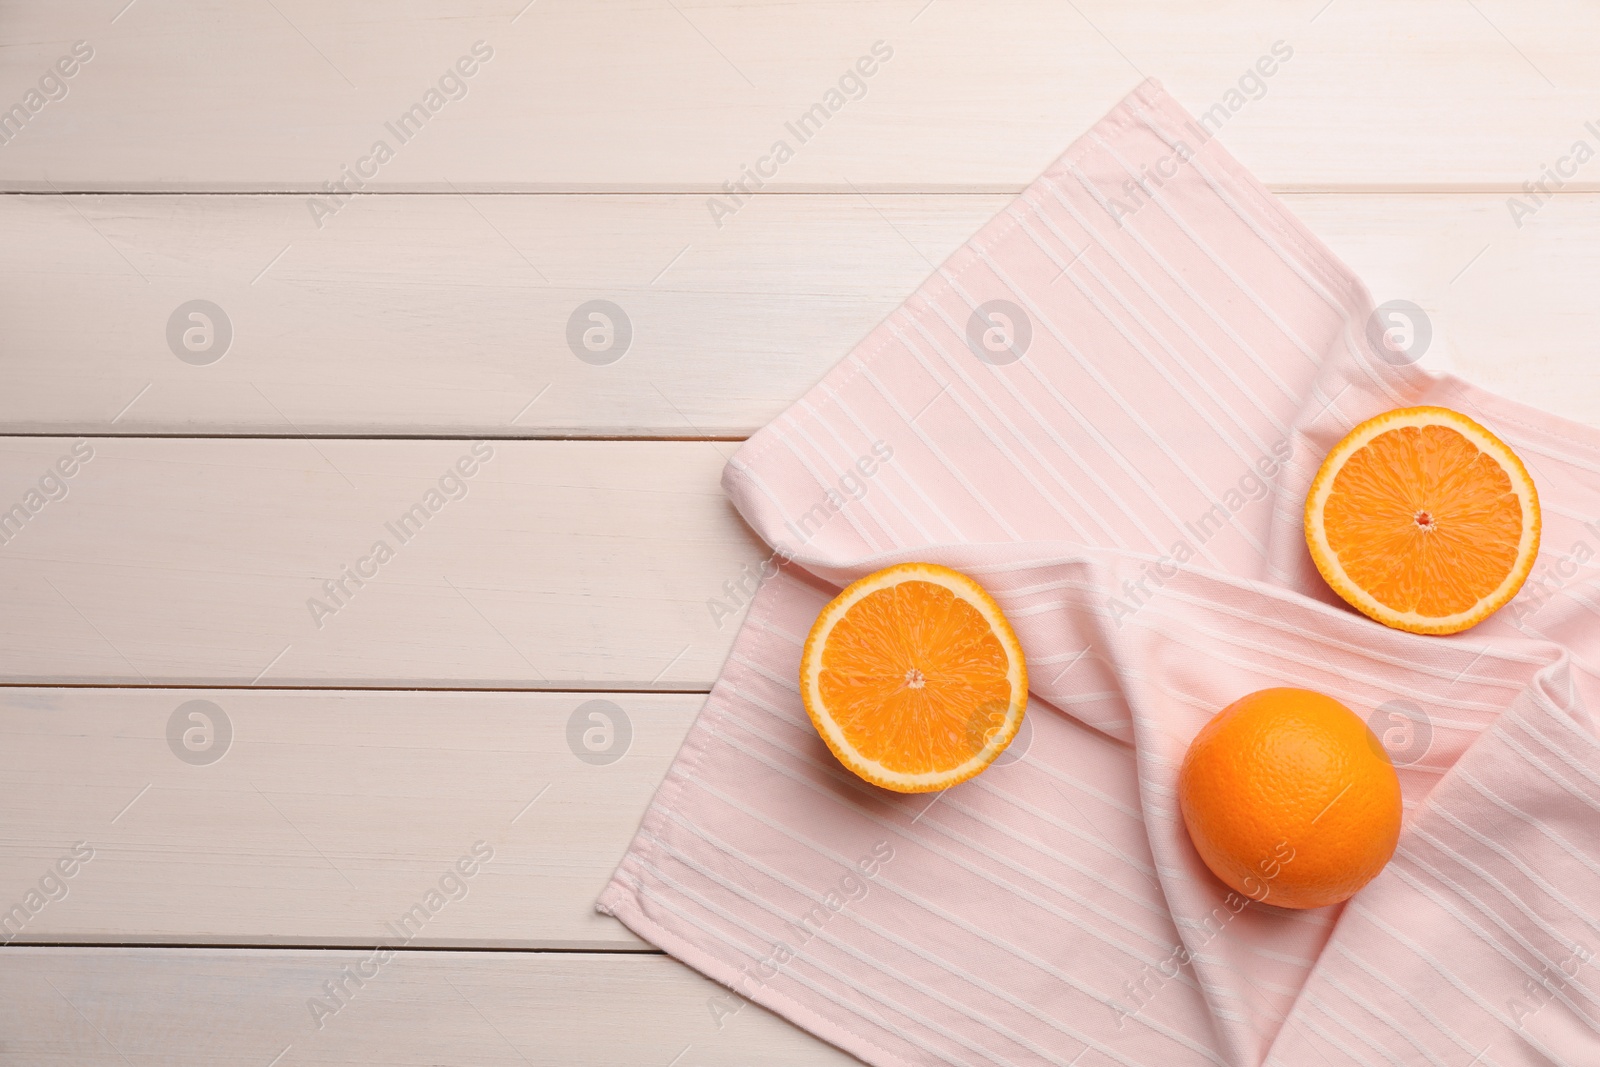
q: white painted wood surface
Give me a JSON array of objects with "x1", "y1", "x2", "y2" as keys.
[
  {"x1": 6, "y1": 193, "x2": 1600, "y2": 435},
  {"x1": 0, "y1": 949, "x2": 860, "y2": 1066},
  {"x1": 0, "y1": 438, "x2": 766, "y2": 688},
  {"x1": 4, "y1": 0, "x2": 1599, "y2": 1062},
  {"x1": 0, "y1": 689, "x2": 695, "y2": 950},
  {"x1": 0, "y1": 192, "x2": 1000, "y2": 436},
  {"x1": 1, "y1": 0, "x2": 1598, "y2": 191}
]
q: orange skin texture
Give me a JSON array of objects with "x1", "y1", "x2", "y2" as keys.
[{"x1": 1177, "y1": 687, "x2": 1402, "y2": 910}]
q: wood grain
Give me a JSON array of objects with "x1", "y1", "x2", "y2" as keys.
[
  {"x1": 0, "y1": 0, "x2": 1596, "y2": 192},
  {"x1": 0, "y1": 689, "x2": 703, "y2": 950},
  {"x1": 0, "y1": 192, "x2": 1000, "y2": 437},
  {"x1": 0, "y1": 948, "x2": 859, "y2": 1065},
  {"x1": 0, "y1": 438, "x2": 770, "y2": 688},
  {"x1": 9, "y1": 192, "x2": 1600, "y2": 436}
]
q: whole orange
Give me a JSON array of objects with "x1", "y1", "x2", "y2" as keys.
[{"x1": 1177, "y1": 687, "x2": 1402, "y2": 910}]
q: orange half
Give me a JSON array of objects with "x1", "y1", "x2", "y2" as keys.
[
  {"x1": 800, "y1": 563, "x2": 1028, "y2": 793},
  {"x1": 1305, "y1": 406, "x2": 1540, "y2": 635}
]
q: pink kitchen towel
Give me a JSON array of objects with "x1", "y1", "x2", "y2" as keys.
[{"x1": 599, "y1": 80, "x2": 1600, "y2": 1066}]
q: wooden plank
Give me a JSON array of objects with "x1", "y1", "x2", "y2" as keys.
[
  {"x1": 11, "y1": 191, "x2": 1600, "y2": 437},
  {"x1": 0, "y1": 688, "x2": 701, "y2": 950},
  {"x1": 0, "y1": 192, "x2": 1002, "y2": 437},
  {"x1": 1, "y1": 0, "x2": 1597, "y2": 192},
  {"x1": 0, "y1": 438, "x2": 770, "y2": 688},
  {"x1": 0, "y1": 948, "x2": 859, "y2": 1065},
  {"x1": 1286, "y1": 193, "x2": 1600, "y2": 430}
]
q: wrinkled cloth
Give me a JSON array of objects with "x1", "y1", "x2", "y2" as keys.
[{"x1": 600, "y1": 80, "x2": 1600, "y2": 1066}]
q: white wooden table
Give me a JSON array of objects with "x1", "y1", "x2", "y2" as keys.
[{"x1": 3, "y1": 2, "x2": 1599, "y2": 1062}]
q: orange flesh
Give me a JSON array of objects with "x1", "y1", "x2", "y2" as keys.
[
  {"x1": 1324, "y1": 424, "x2": 1523, "y2": 616},
  {"x1": 818, "y1": 580, "x2": 1012, "y2": 774}
]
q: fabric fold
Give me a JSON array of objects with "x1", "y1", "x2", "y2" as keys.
[{"x1": 601, "y1": 79, "x2": 1600, "y2": 1066}]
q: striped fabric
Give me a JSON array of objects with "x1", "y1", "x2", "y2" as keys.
[{"x1": 599, "y1": 80, "x2": 1600, "y2": 1066}]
